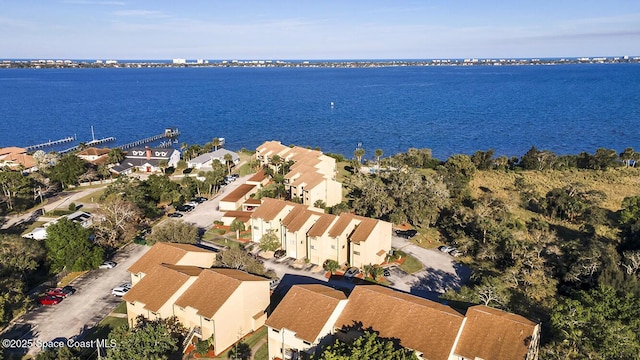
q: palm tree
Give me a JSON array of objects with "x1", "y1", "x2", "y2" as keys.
[
  {"x1": 354, "y1": 148, "x2": 365, "y2": 163},
  {"x1": 374, "y1": 149, "x2": 383, "y2": 168},
  {"x1": 108, "y1": 148, "x2": 126, "y2": 164},
  {"x1": 230, "y1": 219, "x2": 245, "y2": 240},
  {"x1": 270, "y1": 154, "x2": 282, "y2": 174},
  {"x1": 224, "y1": 153, "x2": 234, "y2": 175},
  {"x1": 212, "y1": 137, "x2": 221, "y2": 151}
]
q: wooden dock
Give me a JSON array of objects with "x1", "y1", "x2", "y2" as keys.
[
  {"x1": 117, "y1": 128, "x2": 180, "y2": 150},
  {"x1": 25, "y1": 136, "x2": 76, "y2": 151},
  {"x1": 59, "y1": 137, "x2": 116, "y2": 154}
]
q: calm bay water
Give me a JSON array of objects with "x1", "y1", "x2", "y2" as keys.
[{"x1": 1, "y1": 64, "x2": 639, "y2": 160}]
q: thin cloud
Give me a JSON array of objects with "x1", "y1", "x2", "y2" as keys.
[
  {"x1": 62, "y1": 0, "x2": 125, "y2": 5},
  {"x1": 113, "y1": 9, "x2": 169, "y2": 18}
]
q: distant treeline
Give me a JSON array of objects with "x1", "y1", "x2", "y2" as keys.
[{"x1": 327, "y1": 146, "x2": 639, "y2": 171}]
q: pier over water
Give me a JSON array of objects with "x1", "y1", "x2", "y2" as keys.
[
  {"x1": 117, "y1": 128, "x2": 180, "y2": 150},
  {"x1": 25, "y1": 136, "x2": 76, "y2": 151}
]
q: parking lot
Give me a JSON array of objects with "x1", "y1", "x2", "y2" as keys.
[{"x1": 1, "y1": 244, "x2": 149, "y2": 357}]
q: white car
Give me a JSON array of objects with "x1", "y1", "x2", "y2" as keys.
[
  {"x1": 111, "y1": 283, "x2": 132, "y2": 297},
  {"x1": 99, "y1": 261, "x2": 117, "y2": 269}
]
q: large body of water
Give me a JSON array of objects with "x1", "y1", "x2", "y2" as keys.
[{"x1": 1, "y1": 64, "x2": 639, "y2": 160}]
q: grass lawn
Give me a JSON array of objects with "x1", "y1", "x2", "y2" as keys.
[
  {"x1": 203, "y1": 229, "x2": 243, "y2": 249},
  {"x1": 112, "y1": 301, "x2": 127, "y2": 314},
  {"x1": 74, "y1": 188, "x2": 106, "y2": 204},
  {"x1": 395, "y1": 252, "x2": 423, "y2": 274},
  {"x1": 254, "y1": 342, "x2": 268, "y2": 360},
  {"x1": 58, "y1": 271, "x2": 88, "y2": 287},
  {"x1": 214, "y1": 326, "x2": 267, "y2": 359}
]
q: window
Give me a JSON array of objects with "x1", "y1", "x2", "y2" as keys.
[
  {"x1": 303, "y1": 341, "x2": 311, "y2": 346},
  {"x1": 353, "y1": 251, "x2": 360, "y2": 255},
  {"x1": 331, "y1": 245, "x2": 336, "y2": 249},
  {"x1": 253, "y1": 226, "x2": 259, "y2": 230},
  {"x1": 272, "y1": 328, "x2": 280, "y2": 333},
  {"x1": 310, "y1": 245, "x2": 316, "y2": 250},
  {"x1": 203, "y1": 318, "x2": 211, "y2": 322}
]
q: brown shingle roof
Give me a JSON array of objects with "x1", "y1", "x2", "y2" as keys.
[
  {"x1": 286, "y1": 210, "x2": 321, "y2": 233},
  {"x1": 454, "y1": 305, "x2": 539, "y2": 360},
  {"x1": 266, "y1": 284, "x2": 347, "y2": 343},
  {"x1": 127, "y1": 242, "x2": 213, "y2": 275},
  {"x1": 220, "y1": 184, "x2": 256, "y2": 203},
  {"x1": 328, "y1": 213, "x2": 355, "y2": 238},
  {"x1": 174, "y1": 268, "x2": 268, "y2": 318},
  {"x1": 308, "y1": 214, "x2": 338, "y2": 237},
  {"x1": 247, "y1": 169, "x2": 267, "y2": 182},
  {"x1": 76, "y1": 147, "x2": 110, "y2": 156},
  {"x1": 281, "y1": 204, "x2": 308, "y2": 227},
  {"x1": 123, "y1": 264, "x2": 203, "y2": 312},
  {"x1": 349, "y1": 217, "x2": 378, "y2": 243},
  {"x1": 251, "y1": 198, "x2": 289, "y2": 221},
  {"x1": 335, "y1": 286, "x2": 464, "y2": 360}
]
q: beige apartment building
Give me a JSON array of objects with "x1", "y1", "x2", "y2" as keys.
[
  {"x1": 267, "y1": 284, "x2": 541, "y2": 360},
  {"x1": 251, "y1": 198, "x2": 391, "y2": 268},
  {"x1": 123, "y1": 243, "x2": 271, "y2": 356},
  {"x1": 256, "y1": 141, "x2": 342, "y2": 207}
]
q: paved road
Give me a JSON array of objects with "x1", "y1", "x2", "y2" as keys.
[
  {"x1": 172, "y1": 175, "x2": 251, "y2": 230},
  {"x1": 390, "y1": 236, "x2": 471, "y2": 300},
  {"x1": 2, "y1": 244, "x2": 150, "y2": 357},
  {"x1": 1, "y1": 186, "x2": 106, "y2": 231}
]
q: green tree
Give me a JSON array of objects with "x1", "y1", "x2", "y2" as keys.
[
  {"x1": 216, "y1": 247, "x2": 267, "y2": 275},
  {"x1": 212, "y1": 137, "x2": 222, "y2": 151},
  {"x1": 106, "y1": 316, "x2": 184, "y2": 360},
  {"x1": 224, "y1": 153, "x2": 234, "y2": 175},
  {"x1": 145, "y1": 220, "x2": 199, "y2": 245},
  {"x1": 547, "y1": 286, "x2": 640, "y2": 359},
  {"x1": 374, "y1": 149, "x2": 383, "y2": 168},
  {"x1": 35, "y1": 346, "x2": 82, "y2": 360},
  {"x1": 259, "y1": 230, "x2": 281, "y2": 251},
  {"x1": 0, "y1": 167, "x2": 33, "y2": 211},
  {"x1": 45, "y1": 218, "x2": 103, "y2": 272},
  {"x1": 230, "y1": 219, "x2": 246, "y2": 240},
  {"x1": 227, "y1": 341, "x2": 251, "y2": 360},
  {"x1": 619, "y1": 147, "x2": 637, "y2": 167},
  {"x1": 323, "y1": 259, "x2": 340, "y2": 274},
  {"x1": 437, "y1": 154, "x2": 476, "y2": 199},
  {"x1": 354, "y1": 148, "x2": 365, "y2": 163},
  {"x1": 48, "y1": 154, "x2": 88, "y2": 188},
  {"x1": 314, "y1": 331, "x2": 418, "y2": 360},
  {"x1": 107, "y1": 148, "x2": 126, "y2": 164}
]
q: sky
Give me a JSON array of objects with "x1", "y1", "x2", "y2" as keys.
[{"x1": 1, "y1": 0, "x2": 640, "y2": 60}]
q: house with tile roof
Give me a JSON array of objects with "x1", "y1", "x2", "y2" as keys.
[
  {"x1": 127, "y1": 242, "x2": 217, "y2": 285},
  {"x1": 218, "y1": 184, "x2": 259, "y2": 211},
  {"x1": 0, "y1": 147, "x2": 36, "y2": 172},
  {"x1": 250, "y1": 198, "x2": 391, "y2": 267},
  {"x1": 124, "y1": 243, "x2": 271, "y2": 356},
  {"x1": 75, "y1": 147, "x2": 110, "y2": 166},
  {"x1": 265, "y1": 285, "x2": 348, "y2": 360},
  {"x1": 267, "y1": 284, "x2": 541, "y2": 360},
  {"x1": 255, "y1": 141, "x2": 342, "y2": 207}
]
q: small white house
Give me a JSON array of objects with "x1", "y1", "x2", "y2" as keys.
[{"x1": 187, "y1": 149, "x2": 240, "y2": 170}]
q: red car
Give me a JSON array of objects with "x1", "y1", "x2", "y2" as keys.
[{"x1": 39, "y1": 295, "x2": 62, "y2": 305}]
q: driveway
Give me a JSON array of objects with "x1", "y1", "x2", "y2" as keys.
[
  {"x1": 172, "y1": 175, "x2": 251, "y2": 230},
  {"x1": 1, "y1": 244, "x2": 150, "y2": 357},
  {"x1": 390, "y1": 236, "x2": 471, "y2": 300}
]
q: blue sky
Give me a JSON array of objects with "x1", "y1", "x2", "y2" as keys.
[{"x1": 1, "y1": 0, "x2": 639, "y2": 60}]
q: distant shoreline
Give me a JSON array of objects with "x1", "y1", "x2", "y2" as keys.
[{"x1": 2, "y1": 56, "x2": 639, "y2": 69}]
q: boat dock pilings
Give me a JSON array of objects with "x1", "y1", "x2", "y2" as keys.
[
  {"x1": 117, "y1": 128, "x2": 180, "y2": 150},
  {"x1": 25, "y1": 135, "x2": 76, "y2": 151}
]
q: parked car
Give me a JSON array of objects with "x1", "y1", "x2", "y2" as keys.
[
  {"x1": 99, "y1": 261, "x2": 117, "y2": 269},
  {"x1": 383, "y1": 269, "x2": 391, "y2": 277},
  {"x1": 111, "y1": 283, "x2": 132, "y2": 297},
  {"x1": 230, "y1": 174, "x2": 239, "y2": 179},
  {"x1": 185, "y1": 201, "x2": 199, "y2": 208},
  {"x1": 45, "y1": 286, "x2": 75, "y2": 298},
  {"x1": 395, "y1": 229, "x2": 418, "y2": 239},
  {"x1": 438, "y1": 245, "x2": 455, "y2": 254},
  {"x1": 168, "y1": 212, "x2": 183, "y2": 218},
  {"x1": 39, "y1": 295, "x2": 62, "y2": 305},
  {"x1": 273, "y1": 249, "x2": 287, "y2": 259},
  {"x1": 192, "y1": 196, "x2": 208, "y2": 203},
  {"x1": 269, "y1": 278, "x2": 280, "y2": 291},
  {"x1": 344, "y1": 267, "x2": 360, "y2": 278},
  {"x1": 449, "y1": 249, "x2": 463, "y2": 257},
  {"x1": 176, "y1": 204, "x2": 194, "y2": 212}
]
